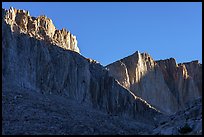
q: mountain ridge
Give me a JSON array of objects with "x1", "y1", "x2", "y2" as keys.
[
  {"x1": 2, "y1": 6, "x2": 160, "y2": 124},
  {"x1": 106, "y1": 50, "x2": 202, "y2": 114},
  {"x1": 2, "y1": 7, "x2": 80, "y2": 53},
  {"x1": 2, "y1": 7, "x2": 202, "y2": 135}
]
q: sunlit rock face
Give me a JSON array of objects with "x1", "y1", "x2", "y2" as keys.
[
  {"x1": 156, "y1": 59, "x2": 201, "y2": 110},
  {"x1": 183, "y1": 61, "x2": 202, "y2": 95},
  {"x1": 3, "y1": 7, "x2": 80, "y2": 53},
  {"x1": 2, "y1": 7, "x2": 202, "y2": 135},
  {"x1": 106, "y1": 51, "x2": 202, "y2": 114},
  {"x1": 2, "y1": 7, "x2": 160, "y2": 123}
]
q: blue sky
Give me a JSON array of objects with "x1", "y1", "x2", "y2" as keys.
[{"x1": 2, "y1": 2, "x2": 202, "y2": 66}]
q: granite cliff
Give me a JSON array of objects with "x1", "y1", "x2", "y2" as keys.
[
  {"x1": 2, "y1": 7, "x2": 202, "y2": 135},
  {"x1": 2, "y1": 7, "x2": 161, "y2": 135},
  {"x1": 3, "y1": 7, "x2": 79, "y2": 53},
  {"x1": 106, "y1": 51, "x2": 202, "y2": 114}
]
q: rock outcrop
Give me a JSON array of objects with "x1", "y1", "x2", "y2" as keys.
[
  {"x1": 2, "y1": 7, "x2": 202, "y2": 135},
  {"x1": 149, "y1": 97, "x2": 202, "y2": 135},
  {"x1": 106, "y1": 51, "x2": 202, "y2": 114},
  {"x1": 3, "y1": 7, "x2": 79, "y2": 53},
  {"x1": 156, "y1": 58, "x2": 201, "y2": 110},
  {"x1": 2, "y1": 7, "x2": 160, "y2": 130}
]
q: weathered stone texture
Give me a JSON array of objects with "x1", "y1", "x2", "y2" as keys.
[
  {"x1": 2, "y1": 7, "x2": 202, "y2": 135},
  {"x1": 106, "y1": 51, "x2": 202, "y2": 114},
  {"x1": 2, "y1": 8, "x2": 159, "y2": 123},
  {"x1": 3, "y1": 7, "x2": 79, "y2": 53}
]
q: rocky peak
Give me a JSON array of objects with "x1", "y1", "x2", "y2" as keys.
[
  {"x1": 2, "y1": 7, "x2": 202, "y2": 135},
  {"x1": 106, "y1": 52, "x2": 202, "y2": 114},
  {"x1": 2, "y1": 7, "x2": 80, "y2": 53},
  {"x1": 2, "y1": 7, "x2": 161, "y2": 129}
]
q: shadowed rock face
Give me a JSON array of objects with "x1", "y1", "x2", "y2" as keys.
[
  {"x1": 2, "y1": 7, "x2": 202, "y2": 135},
  {"x1": 3, "y1": 7, "x2": 79, "y2": 53},
  {"x1": 2, "y1": 86, "x2": 158, "y2": 135},
  {"x1": 106, "y1": 51, "x2": 202, "y2": 114},
  {"x1": 156, "y1": 59, "x2": 201, "y2": 110},
  {"x1": 183, "y1": 61, "x2": 202, "y2": 95},
  {"x1": 149, "y1": 97, "x2": 202, "y2": 135},
  {"x1": 2, "y1": 7, "x2": 160, "y2": 128}
]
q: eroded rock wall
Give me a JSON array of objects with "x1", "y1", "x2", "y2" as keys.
[
  {"x1": 2, "y1": 7, "x2": 160, "y2": 122},
  {"x1": 106, "y1": 51, "x2": 202, "y2": 114},
  {"x1": 156, "y1": 59, "x2": 201, "y2": 109},
  {"x1": 3, "y1": 7, "x2": 79, "y2": 53}
]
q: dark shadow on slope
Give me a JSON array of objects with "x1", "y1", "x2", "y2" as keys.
[{"x1": 2, "y1": 19, "x2": 162, "y2": 130}]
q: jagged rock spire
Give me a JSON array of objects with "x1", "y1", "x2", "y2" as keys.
[{"x1": 2, "y1": 7, "x2": 80, "y2": 53}]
